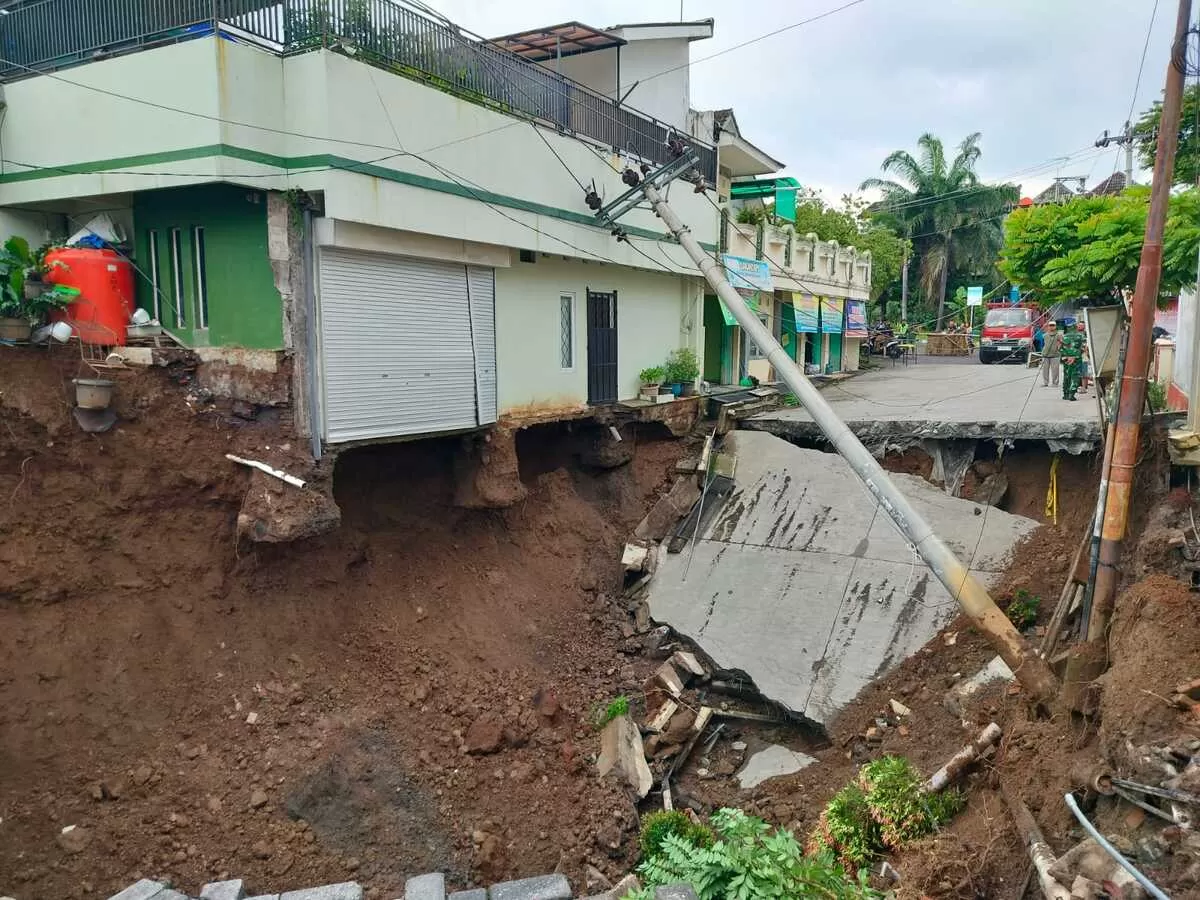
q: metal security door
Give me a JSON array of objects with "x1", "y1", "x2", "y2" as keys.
[
  {"x1": 586, "y1": 288, "x2": 618, "y2": 404},
  {"x1": 318, "y1": 248, "x2": 485, "y2": 443}
]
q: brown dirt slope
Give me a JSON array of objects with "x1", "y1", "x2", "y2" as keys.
[{"x1": 0, "y1": 347, "x2": 690, "y2": 899}]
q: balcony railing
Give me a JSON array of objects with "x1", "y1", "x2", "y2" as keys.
[{"x1": 0, "y1": 0, "x2": 717, "y2": 183}]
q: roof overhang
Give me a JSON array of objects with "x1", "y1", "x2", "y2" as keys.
[
  {"x1": 490, "y1": 21, "x2": 625, "y2": 61},
  {"x1": 719, "y1": 133, "x2": 785, "y2": 177},
  {"x1": 606, "y1": 19, "x2": 715, "y2": 43}
]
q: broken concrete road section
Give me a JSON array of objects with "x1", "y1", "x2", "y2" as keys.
[{"x1": 646, "y1": 431, "x2": 1038, "y2": 728}]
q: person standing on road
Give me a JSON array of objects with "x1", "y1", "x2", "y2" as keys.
[
  {"x1": 1040, "y1": 321, "x2": 1062, "y2": 387},
  {"x1": 1061, "y1": 322, "x2": 1085, "y2": 401},
  {"x1": 1077, "y1": 322, "x2": 1091, "y2": 394}
]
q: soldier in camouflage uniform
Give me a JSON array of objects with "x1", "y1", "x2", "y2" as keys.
[{"x1": 1061, "y1": 321, "x2": 1085, "y2": 401}]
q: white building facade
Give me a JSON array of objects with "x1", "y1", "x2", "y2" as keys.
[{"x1": 0, "y1": 2, "x2": 721, "y2": 449}]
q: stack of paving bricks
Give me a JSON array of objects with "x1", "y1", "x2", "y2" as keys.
[{"x1": 106, "y1": 874, "x2": 700, "y2": 900}]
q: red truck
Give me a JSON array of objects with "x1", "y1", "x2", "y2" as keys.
[{"x1": 978, "y1": 303, "x2": 1038, "y2": 364}]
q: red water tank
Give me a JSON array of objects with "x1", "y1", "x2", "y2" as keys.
[{"x1": 46, "y1": 248, "x2": 135, "y2": 346}]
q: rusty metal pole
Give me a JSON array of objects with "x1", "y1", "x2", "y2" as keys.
[{"x1": 1091, "y1": 0, "x2": 1192, "y2": 635}]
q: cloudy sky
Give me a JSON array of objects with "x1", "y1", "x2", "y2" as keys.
[{"x1": 425, "y1": 0, "x2": 1179, "y2": 202}]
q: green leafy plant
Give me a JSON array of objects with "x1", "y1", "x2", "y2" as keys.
[
  {"x1": 639, "y1": 366, "x2": 666, "y2": 385},
  {"x1": 782, "y1": 393, "x2": 801, "y2": 408},
  {"x1": 663, "y1": 348, "x2": 700, "y2": 384},
  {"x1": 1148, "y1": 380, "x2": 1168, "y2": 413},
  {"x1": 632, "y1": 808, "x2": 878, "y2": 900},
  {"x1": 639, "y1": 810, "x2": 714, "y2": 862},
  {"x1": 593, "y1": 695, "x2": 629, "y2": 729},
  {"x1": 1005, "y1": 588, "x2": 1040, "y2": 630},
  {"x1": 810, "y1": 756, "x2": 962, "y2": 870}
]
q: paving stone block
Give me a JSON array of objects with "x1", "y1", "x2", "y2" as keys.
[
  {"x1": 488, "y1": 874, "x2": 571, "y2": 900},
  {"x1": 109, "y1": 881, "x2": 170, "y2": 900},
  {"x1": 404, "y1": 873, "x2": 446, "y2": 900},
  {"x1": 448, "y1": 892, "x2": 487, "y2": 900},
  {"x1": 201, "y1": 881, "x2": 246, "y2": 900},
  {"x1": 280, "y1": 885, "x2": 363, "y2": 900},
  {"x1": 244, "y1": 895, "x2": 280, "y2": 900},
  {"x1": 654, "y1": 887, "x2": 699, "y2": 900},
  {"x1": 156, "y1": 892, "x2": 191, "y2": 900}
]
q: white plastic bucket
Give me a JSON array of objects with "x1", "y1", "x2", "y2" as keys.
[{"x1": 50, "y1": 321, "x2": 73, "y2": 343}]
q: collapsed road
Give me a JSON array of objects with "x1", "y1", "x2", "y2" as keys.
[
  {"x1": 645, "y1": 430, "x2": 1040, "y2": 729},
  {"x1": 744, "y1": 362, "x2": 1103, "y2": 452}
]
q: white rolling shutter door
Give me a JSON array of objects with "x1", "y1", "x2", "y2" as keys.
[
  {"x1": 318, "y1": 248, "x2": 488, "y2": 443},
  {"x1": 467, "y1": 266, "x2": 497, "y2": 425}
]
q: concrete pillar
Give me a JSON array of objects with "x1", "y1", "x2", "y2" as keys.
[
  {"x1": 266, "y1": 192, "x2": 314, "y2": 445},
  {"x1": 453, "y1": 428, "x2": 528, "y2": 509}
]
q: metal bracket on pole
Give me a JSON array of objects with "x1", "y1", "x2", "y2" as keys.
[{"x1": 595, "y1": 153, "x2": 701, "y2": 229}]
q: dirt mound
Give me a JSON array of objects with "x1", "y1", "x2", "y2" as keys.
[{"x1": 0, "y1": 348, "x2": 694, "y2": 899}]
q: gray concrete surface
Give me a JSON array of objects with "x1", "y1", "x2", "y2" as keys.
[
  {"x1": 647, "y1": 431, "x2": 1038, "y2": 728},
  {"x1": 736, "y1": 745, "x2": 817, "y2": 789},
  {"x1": 747, "y1": 362, "x2": 1102, "y2": 448}
]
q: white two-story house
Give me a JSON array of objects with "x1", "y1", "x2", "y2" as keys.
[{"x1": 0, "y1": 1, "x2": 722, "y2": 453}]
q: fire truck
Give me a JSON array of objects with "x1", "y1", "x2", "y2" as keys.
[{"x1": 978, "y1": 302, "x2": 1039, "y2": 364}]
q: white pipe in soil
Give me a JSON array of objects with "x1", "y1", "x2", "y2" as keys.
[
  {"x1": 1064, "y1": 793, "x2": 1168, "y2": 900},
  {"x1": 641, "y1": 182, "x2": 1059, "y2": 704},
  {"x1": 225, "y1": 454, "x2": 307, "y2": 489}
]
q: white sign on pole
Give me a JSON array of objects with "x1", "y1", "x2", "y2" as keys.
[{"x1": 966, "y1": 286, "x2": 984, "y2": 307}]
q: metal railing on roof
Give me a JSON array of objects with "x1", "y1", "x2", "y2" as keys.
[{"x1": 0, "y1": 0, "x2": 717, "y2": 183}]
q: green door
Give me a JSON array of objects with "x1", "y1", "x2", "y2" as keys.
[{"x1": 828, "y1": 333, "x2": 842, "y2": 372}]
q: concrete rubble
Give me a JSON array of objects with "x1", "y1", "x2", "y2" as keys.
[
  {"x1": 736, "y1": 744, "x2": 817, "y2": 789},
  {"x1": 644, "y1": 430, "x2": 1039, "y2": 728}
]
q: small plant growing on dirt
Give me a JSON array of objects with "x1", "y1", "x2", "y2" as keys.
[
  {"x1": 639, "y1": 810, "x2": 714, "y2": 861},
  {"x1": 809, "y1": 756, "x2": 962, "y2": 870},
  {"x1": 593, "y1": 695, "x2": 630, "y2": 728},
  {"x1": 631, "y1": 807, "x2": 878, "y2": 900},
  {"x1": 1005, "y1": 589, "x2": 1040, "y2": 631},
  {"x1": 782, "y1": 392, "x2": 800, "y2": 407},
  {"x1": 1147, "y1": 380, "x2": 1168, "y2": 413}
]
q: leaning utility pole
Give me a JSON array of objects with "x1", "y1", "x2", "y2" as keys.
[
  {"x1": 1095, "y1": 122, "x2": 1136, "y2": 187},
  {"x1": 1091, "y1": 0, "x2": 1192, "y2": 635},
  {"x1": 593, "y1": 158, "x2": 1059, "y2": 704}
]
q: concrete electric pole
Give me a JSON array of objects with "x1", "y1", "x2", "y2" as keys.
[{"x1": 593, "y1": 156, "x2": 1060, "y2": 704}]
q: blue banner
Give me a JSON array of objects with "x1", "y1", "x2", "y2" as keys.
[
  {"x1": 820, "y1": 296, "x2": 843, "y2": 334},
  {"x1": 844, "y1": 299, "x2": 867, "y2": 336},
  {"x1": 722, "y1": 254, "x2": 773, "y2": 293}
]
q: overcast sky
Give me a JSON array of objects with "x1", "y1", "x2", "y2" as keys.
[{"x1": 425, "y1": 0, "x2": 1179, "y2": 202}]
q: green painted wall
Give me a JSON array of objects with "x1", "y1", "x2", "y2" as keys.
[
  {"x1": 702, "y1": 295, "x2": 724, "y2": 383},
  {"x1": 133, "y1": 184, "x2": 282, "y2": 349}
]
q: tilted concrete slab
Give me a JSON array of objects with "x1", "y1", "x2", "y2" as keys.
[
  {"x1": 746, "y1": 363, "x2": 1101, "y2": 449},
  {"x1": 647, "y1": 431, "x2": 1038, "y2": 728}
]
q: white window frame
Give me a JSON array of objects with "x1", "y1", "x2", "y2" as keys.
[
  {"x1": 168, "y1": 227, "x2": 185, "y2": 327},
  {"x1": 559, "y1": 292, "x2": 576, "y2": 371},
  {"x1": 747, "y1": 311, "x2": 770, "y2": 360},
  {"x1": 191, "y1": 226, "x2": 209, "y2": 330},
  {"x1": 147, "y1": 230, "x2": 161, "y2": 322}
]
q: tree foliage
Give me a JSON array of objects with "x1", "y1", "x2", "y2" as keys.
[
  {"x1": 1132, "y1": 82, "x2": 1200, "y2": 187},
  {"x1": 862, "y1": 133, "x2": 1017, "y2": 325},
  {"x1": 999, "y1": 187, "x2": 1200, "y2": 306}
]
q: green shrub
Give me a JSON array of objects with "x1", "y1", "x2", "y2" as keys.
[
  {"x1": 664, "y1": 348, "x2": 700, "y2": 383},
  {"x1": 639, "y1": 366, "x2": 666, "y2": 385},
  {"x1": 1005, "y1": 588, "x2": 1040, "y2": 630},
  {"x1": 810, "y1": 756, "x2": 963, "y2": 870},
  {"x1": 639, "y1": 810, "x2": 714, "y2": 862},
  {"x1": 633, "y1": 808, "x2": 877, "y2": 900}
]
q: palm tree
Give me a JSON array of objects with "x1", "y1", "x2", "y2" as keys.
[{"x1": 862, "y1": 133, "x2": 1017, "y2": 328}]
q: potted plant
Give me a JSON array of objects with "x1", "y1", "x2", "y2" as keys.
[
  {"x1": 664, "y1": 347, "x2": 700, "y2": 397},
  {"x1": 0, "y1": 236, "x2": 74, "y2": 342},
  {"x1": 24, "y1": 242, "x2": 65, "y2": 299},
  {"x1": 639, "y1": 365, "x2": 665, "y2": 401}
]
